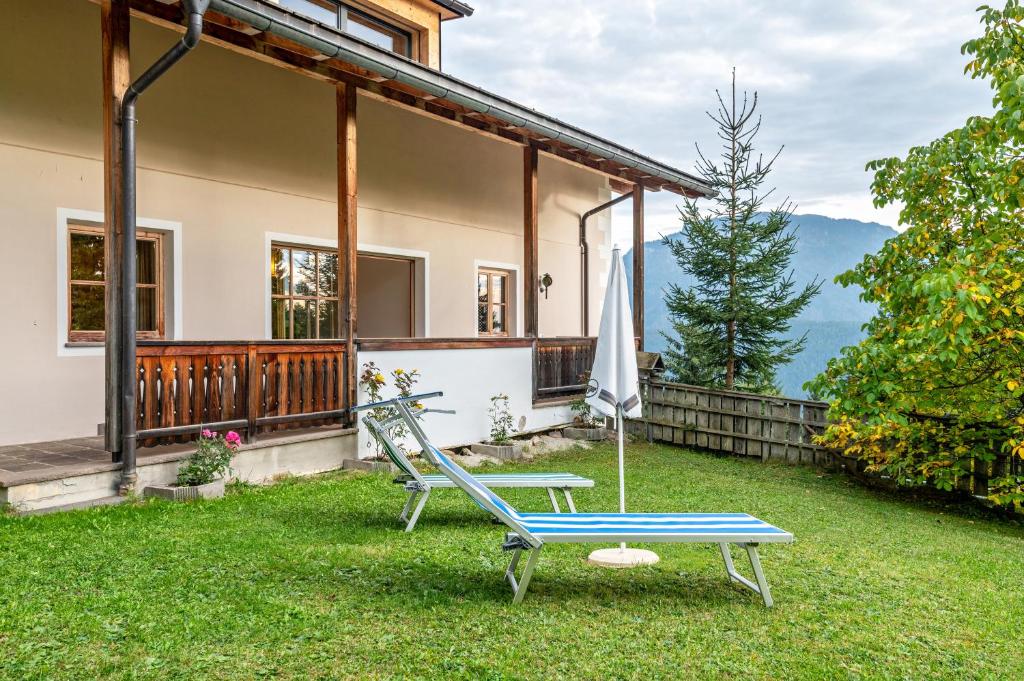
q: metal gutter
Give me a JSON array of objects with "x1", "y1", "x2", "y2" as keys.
[
  {"x1": 431, "y1": 0, "x2": 473, "y2": 18},
  {"x1": 207, "y1": 0, "x2": 713, "y2": 197}
]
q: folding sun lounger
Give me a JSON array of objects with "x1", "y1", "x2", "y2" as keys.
[
  {"x1": 352, "y1": 393, "x2": 595, "y2": 532},
  {"x1": 389, "y1": 395, "x2": 795, "y2": 608}
]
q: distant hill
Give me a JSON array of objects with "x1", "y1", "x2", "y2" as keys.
[{"x1": 625, "y1": 214, "x2": 898, "y2": 397}]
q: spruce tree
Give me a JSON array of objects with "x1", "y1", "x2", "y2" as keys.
[{"x1": 661, "y1": 72, "x2": 821, "y2": 393}]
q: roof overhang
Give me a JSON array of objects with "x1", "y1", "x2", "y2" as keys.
[
  {"x1": 430, "y1": 0, "x2": 473, "y2": 20},
  {"x1": 120, "y1": 0, "x2": 713, "y2": 198}
]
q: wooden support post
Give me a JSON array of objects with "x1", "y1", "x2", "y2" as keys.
[
  {"x1": 245, "y1": 344, "x2": 260, "y2": 444},
  {"x1": 102, "y1": 0, "x2": 130, "y2": 459},
  {"x1": 524, "y1": 146, "x2": 539, "y2": 338},
  {"x1": 632, "y1": 184, "x2": 645, "y2": 350},
  {"x1": 337, "y1": 83, "x2": 358, "y2": 418}
]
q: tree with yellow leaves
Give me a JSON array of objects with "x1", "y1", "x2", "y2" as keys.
[{"x1": 808, "y1": 1, "x2": 1024, "y2": 505}]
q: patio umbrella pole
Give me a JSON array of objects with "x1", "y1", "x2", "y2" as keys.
[{"x1": 618, "y1": 405, "x2": 626, "y2": 552}]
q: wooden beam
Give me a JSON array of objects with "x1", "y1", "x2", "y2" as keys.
[
  {"x1": 632, "y1": 184, "x2": 645, "y2": 350},
  {"x1": 337, "y1": 83, "x2": 358, "y2": 418},
  {"x1": 608, "y1": 177, "x2": 635, "y2": 195},
  {"x1": 102, "y1": 0, "x2": 130, "y2": 457},
  {"x1": 524, "y1": 146, "x2": 539, "y2": 338}
]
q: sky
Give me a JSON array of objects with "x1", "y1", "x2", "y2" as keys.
[{"x1": 442, "y1": 0, "x2": 996, "y2": 247}]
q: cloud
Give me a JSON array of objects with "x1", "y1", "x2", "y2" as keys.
[{"x1": 442, "y1": 0, "x2": 994, "y2": 242}]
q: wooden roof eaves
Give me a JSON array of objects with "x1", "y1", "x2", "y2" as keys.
[{"x1": 117, "y1": 0, "x2": 711, "y2": 198}]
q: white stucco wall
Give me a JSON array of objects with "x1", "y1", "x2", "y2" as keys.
[
  {"x1": 357, "y1": 347, "x2": 573, "y2": 453},
  {"x1": 0, "y1": 0, "x2": 614, "y2": 446}
]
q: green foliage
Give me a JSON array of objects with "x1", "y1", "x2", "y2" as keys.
[
  {"x1": 569, "y1": 397, "x2": 597, "y2": 428},
  {"x1": 358, "y1": 362, "x2": 421, "y2": 459},
  {"x1": 2, "y1": 444, "x2": 1023, "y2": 678},
  {"x1": 487, "y1": 393, "x2": 516, "y2": 444},
  {"x1": 176, "y1": 430, "x2": 238, "y2": 487},
  {"x1": 662, "y1": 72, "x2": 821, "y2": 393},
  {"x1": 809, "y1": 1, "x2": 1024, "y2": 506}
]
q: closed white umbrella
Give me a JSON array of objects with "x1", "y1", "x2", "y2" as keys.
[{"x1": 585, "y1": 247, "x2": 658, "y2": 567}]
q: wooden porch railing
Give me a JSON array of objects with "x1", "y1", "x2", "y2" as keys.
[
  {"x1": 136, "y1": 341, "x2": 349, "y2": 447},
  {"x1": 134, "y1": 336, "x2": 607, "y2": 445},
  {"x1": 533, "y1": 337, "x2": 597, "y2": 401}
]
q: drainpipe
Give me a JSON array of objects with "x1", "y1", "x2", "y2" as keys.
[
  {"x1": 119, "y1": 0, "x2": 210, "y2": 494},
  {"x1": 579, "y1": 192, "x2": 633, "y2": 336}
]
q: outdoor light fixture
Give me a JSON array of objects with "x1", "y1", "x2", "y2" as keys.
[{"x1": 539, "y1": 273, "x2": 554, "y2": 299}]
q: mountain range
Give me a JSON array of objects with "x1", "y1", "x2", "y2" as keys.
[{"x1": 624, "y1": 214, "x2": 899, "y2": 397}]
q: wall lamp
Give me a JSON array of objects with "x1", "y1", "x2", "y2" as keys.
[{"x1": 539, "y1": 273, "x2": 554, "y2": 299}]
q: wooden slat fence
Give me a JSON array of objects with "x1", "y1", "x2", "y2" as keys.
[
  {"x1": 136, "y1": 341, "x2": 348, "y2": 447},
  {"x1": 634, "y1": 380, "x2": 835, "y2": 467},
  {"x1": 633, "y1": 379, "x2": 1023, "y2": 501}
]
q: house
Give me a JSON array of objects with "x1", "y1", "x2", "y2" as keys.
[{"x1": 0, "y1": 0, "x2": 712, "y2": 511}]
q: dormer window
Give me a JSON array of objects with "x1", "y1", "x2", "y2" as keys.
[{"x1": 274, "y1": 1, "x2": 412, "y2": 57}]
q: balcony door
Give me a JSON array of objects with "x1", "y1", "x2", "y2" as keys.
[{"x1": 357, "y1": 253, "x2": 415, "y2": 338}]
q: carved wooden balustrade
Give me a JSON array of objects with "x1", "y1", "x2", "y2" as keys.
[
  {"x1": 136, "y1": 341, "x2": 348, "y2": 446},
  {"x1": 533, "y1": 337, "x2": 598, "y2": 401}
]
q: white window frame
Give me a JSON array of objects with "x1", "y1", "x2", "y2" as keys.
[{"x1": 56, "y1": 208, "x2": 183, "y2": 357}]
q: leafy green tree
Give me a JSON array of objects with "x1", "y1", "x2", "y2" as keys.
[
  {"x1": 809, "y1": 1, "x2": 1024, "y2": 506},
  {"x1": 662, "y1": 72, "x2": 821, "y2": 393}
]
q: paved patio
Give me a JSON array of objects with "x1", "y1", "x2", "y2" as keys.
[
  {"x1": 0, "y1": 437, "x2": 109, "y2": 475},
  {"x1": 0, "y1": 437, "x2": 191, "y2": 487}
]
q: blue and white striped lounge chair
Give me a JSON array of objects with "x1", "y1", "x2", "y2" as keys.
[
  {"x1": 355, "y1": 397, "x2": 594, "y2": 532},
  {"x1": 391, "y1": 396, "x2": 794, "y2": 607}
]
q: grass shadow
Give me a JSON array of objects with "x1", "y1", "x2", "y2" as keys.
[{"x1": 349, "y1": 551, "x2": 757, "y2": 611}]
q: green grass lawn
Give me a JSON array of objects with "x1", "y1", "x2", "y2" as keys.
[{"x1": 2, "y1": 442, "x2": 1023, "y2": 680}]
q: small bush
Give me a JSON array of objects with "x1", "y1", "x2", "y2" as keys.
[
  {"x1": 177, "y1": 430, "x2": 239, "y2": 487},
  {"x1": 488, "y1": 394, "x2": 516, "y2": 444},
  {"x1": 358, "y1": 362, "x2": 421, "y2": 459},
  {"x1": 570, "y1": 397, "x2": 598, "y2": 428}
]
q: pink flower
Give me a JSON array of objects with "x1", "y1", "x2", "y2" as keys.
[
  {"x1": 225, "y1": 431, "x2": 242, "y2": 450},
  {"x1": 201, "y1": 429, "x2": 215, "y2": 439}
]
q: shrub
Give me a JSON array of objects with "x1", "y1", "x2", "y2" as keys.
[
  {"x1": 488, "y1": 394, "x2": 516, "y2": 444},
  {"x1": 358, "y1": 361, "x2": 421, "y2": 459},
  {"x1": 177, "y1": 430, "x2": 238, "y2": 487},
  {"x1": 569, "y1": 397, "x2": 598, "y2": 428}
]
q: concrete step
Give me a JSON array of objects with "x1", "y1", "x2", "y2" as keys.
[
  {"x1": 2, "y1": 427, "x2": 358, "y2": 514},
  {"x1": 17, "y1": 495, "x2": 126, "y2": 516}
]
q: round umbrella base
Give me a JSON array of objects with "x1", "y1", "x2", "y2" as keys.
[{"x1": 586, "y1": 547, "x2": 660, "y2": 568}]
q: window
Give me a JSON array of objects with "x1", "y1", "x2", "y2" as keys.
[
  {"x1": 275, "y1": 0, "x2": 339, "y2": 26},
  {"x1": 346, "y1": 11, "x2": 411, "y2": 54},
  {"x1": 272, "y1": 0, "x2": 412, "y2": 57},
  {"x1": 270, "y1": 243, "x2": 339, "y2": 339},
  {"x1": 67, "y1": 224, "x2": 164, "y2": 342},
  {"x1": 477, "y1": 268, "x2": 510, "y2": 336}
]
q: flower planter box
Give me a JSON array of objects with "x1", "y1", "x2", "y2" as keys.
[
  {"x1": 470, "y1": 442, "x2": 524, "y2": 461},
  {"x1": 564, "y1": 427, "x2": 610, "y2": 441},
  {"x1": 343, "y1": 459, "x2": 398, "y2": 473},
  {"x1": 144, "y1": 478, "x2": 225, "y2": 502}
]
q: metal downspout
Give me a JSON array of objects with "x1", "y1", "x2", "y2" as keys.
[
  {"x1": 579, "y1": 192, "x2": 633, "y2": 335},
  {"x1": 119, "y1": 0, "x2": 210, "y2": 494}
]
